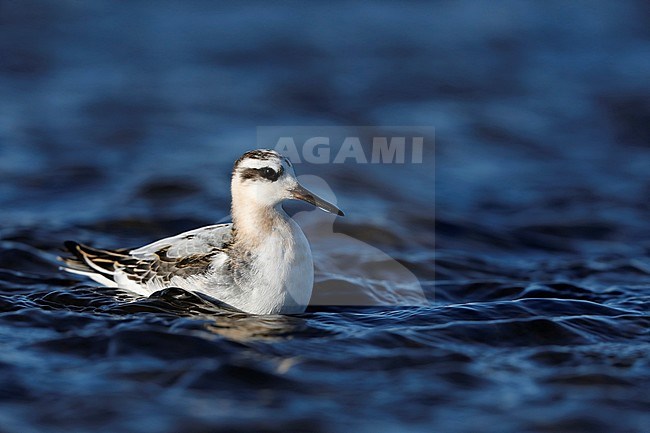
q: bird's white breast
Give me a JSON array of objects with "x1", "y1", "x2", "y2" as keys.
[{"x1": 207, "y1": 214, "x2": 313, "y2": 315}]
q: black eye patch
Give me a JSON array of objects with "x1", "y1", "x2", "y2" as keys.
[
  {"x1": 260, "y1": 167, "x2": 277, "y2": 180},
  {"x1": 239, "y1": 166, "x2": 283, "y2": 182}
]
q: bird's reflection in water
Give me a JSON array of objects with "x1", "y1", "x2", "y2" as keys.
[
  {"x1": 122, "y1": 287, "x2": 312, "y2": 342},
  {"x1": 204, "y1": 313, "x2": 308, "y2": 341}
]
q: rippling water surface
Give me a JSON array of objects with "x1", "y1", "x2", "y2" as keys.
[{"x1": 2, "y1": 1, "x2": 650, "y2": 432}]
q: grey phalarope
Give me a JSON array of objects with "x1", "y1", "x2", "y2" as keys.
[{"x1": 60, "y1": 149, "x2": 344, "y2": 314}]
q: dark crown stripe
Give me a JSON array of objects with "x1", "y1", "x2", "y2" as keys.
[{"x1": 234, "y1": 149, "x2": 280, "y2": 168}]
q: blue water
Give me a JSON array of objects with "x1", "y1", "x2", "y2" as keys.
[{"x1": 1, "y1": 1, "x2": 650, "y2": 432}]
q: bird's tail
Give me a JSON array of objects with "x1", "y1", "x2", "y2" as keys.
[{"x1": 59, "y1": 241, "x2": 130, "y2": 285}]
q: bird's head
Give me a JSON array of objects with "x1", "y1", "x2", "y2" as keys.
[{"x1": 231, "y1": 149, "x2": 344, "y2": 216}]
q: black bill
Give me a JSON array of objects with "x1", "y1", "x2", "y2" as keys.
[{"x1": 290, "y1": 184, "x2": 345, "y2": 216}]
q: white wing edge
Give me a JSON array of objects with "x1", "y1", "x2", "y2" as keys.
[{"x1": 129, "y1": 223, "x2": 233, "y2": 259}]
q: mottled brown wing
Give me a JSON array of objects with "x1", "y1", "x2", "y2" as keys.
[
  {"x1": 62, "y1": 241, "x2": 221, "y2": 286},
  {"x1": 119, "y1": 246, "x2": 219, "y2": 285}
]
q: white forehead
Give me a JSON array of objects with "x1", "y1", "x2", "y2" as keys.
[{"x1": 238, "y1": 157, "x2": 283, "y2": 170}]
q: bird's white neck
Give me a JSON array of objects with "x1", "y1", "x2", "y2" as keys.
[
  {"x1": 228, "y1": 198, "x2": 313, "y2": 314},
  {"x1": 231, "y1": 200, "x2": 291, "y2": 248}
]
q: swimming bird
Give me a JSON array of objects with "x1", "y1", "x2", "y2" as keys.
[{"x1": 61, "y1": 149, "x2": 344, "y2": 314}]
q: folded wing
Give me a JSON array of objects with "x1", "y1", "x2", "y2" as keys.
[
  {"x1": 61, "y1": 224, "x2": 234, "y2": 292},
  {"x1": 130, "y1": 224, "x2": 233, "y2": 259}
]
